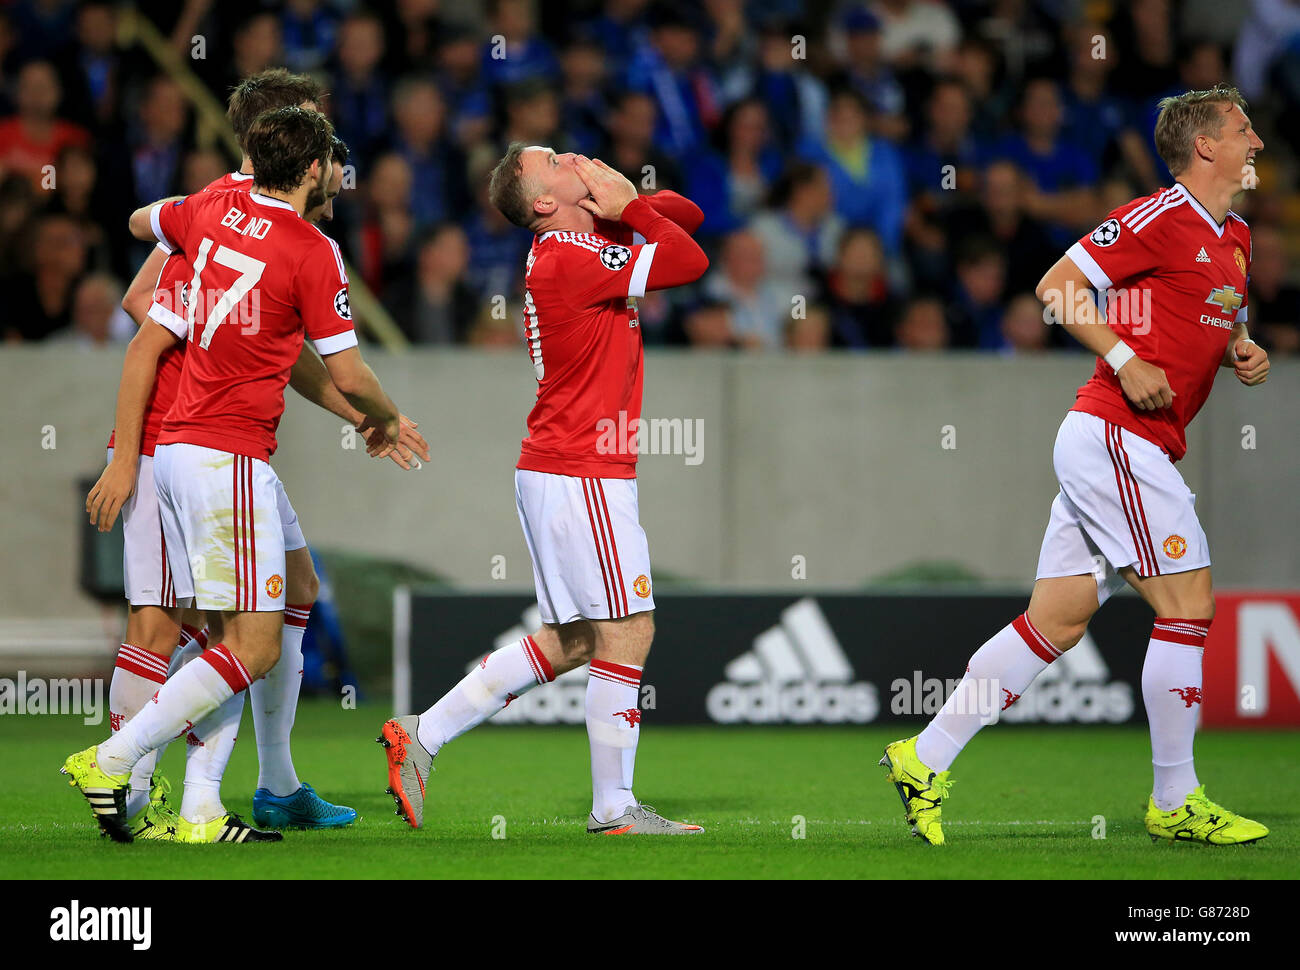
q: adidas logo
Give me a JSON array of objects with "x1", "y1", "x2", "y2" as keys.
[
  {"x1": 1195, "y1": 247, "x2": 1211, "y2": 263},
  {"x1": 998, "y1": 631, "x2": 1133, "y2": 723},
  {"x1": 706, "y1": 598, "x2": 878, "y2": 723}
]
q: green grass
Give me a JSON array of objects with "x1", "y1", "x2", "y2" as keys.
[{"x1": 3, "y1": 702, "x2": 1295, "y2": 879}]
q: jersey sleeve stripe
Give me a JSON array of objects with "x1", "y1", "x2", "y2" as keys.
[
  {"x1": 147, "y1": 301, "x2": 188, "y2": 339},
  {"x1": 150, "y1": 203, "x2": 173, "y2": 249},
  {"x1": 1128, "y1": 197, "x2": 1184, "y2": 233},
  {"x1": 628, "y1": 242, "x2": 657, "y2": 299},
  {"x1": 1066, "y1": 241, "x2": 1112, "y2": 291},
  {"x1": 1121, "y1": 188, "x2": 1174, "y2": 227},
  {"x1": 312, "y1": 330, "x2": 358, "y2": 355}
]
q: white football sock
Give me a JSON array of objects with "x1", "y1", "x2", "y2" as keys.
[
  {"x1": 587, "y1": 659, "x2": 643, "y2": 823},
  {"x1": 110, "y1": 641, "x2": 170, "y2": 818},
  {"x1": 415, "y1": 635, "x2": 554, "y2": 754},
  {"x1": 97, "y1": 644, "x2": 252, "y2": 777},
  {"x1": 916, "y1": 613, "x2": 1060, "y2": 772},
  {"x1": 1144, "y1": 618, "x2": 1209, "y2": 811},
  {"x1": 180, "y1": 690, "x2": 246, "y2": 823},
  {"x1": 250, "y1": 602, "x2": 311, "y2": 796},
  {"x1": 136, "y1": 631, "x2": 207, "y2": 815}
]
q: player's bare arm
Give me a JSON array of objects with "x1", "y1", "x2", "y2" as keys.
[
  {"x1": 1037, "y1": 254, "x2": 1174, "y2": 412},
  {"x1": 1222, "y1": 322, "x2": 1269, "y2": 386},
  {"x1": 319, "y1": 346, "x2": 402, "y2": 457},
  {"x1": 128, "y1": 196, "x2": 185, "y2": 242},
  {"x1": 121, "y1": 246, "x2": 170, "y2": 325},
  {"x1": 85, "y1": 321, "x2": 181, "y2": 532},
  {"x1": 288, "y1": 345, "x2": 430, "y2": 469}
]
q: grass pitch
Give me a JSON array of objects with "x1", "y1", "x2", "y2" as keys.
[{"x1": 1, "y1": 702, "x2": 1294, "y2": 879}]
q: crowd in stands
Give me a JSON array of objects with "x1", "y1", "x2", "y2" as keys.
[{"x1": 2, "y1": 0, "x2": 1298, "y2": 354}]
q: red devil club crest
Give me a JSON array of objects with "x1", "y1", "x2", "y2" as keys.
[
  {"x1": 1169, "y1": 686, "x2": 1202, "y2": 708},
  {"x1": 503, "y1": 692, "x2": 518, "y2": 708},
  {"x1": 1001, "y1": 688, "x2": 1021, "y2": 711},
  {"x1": 615, "y1": 708, "x2": 641, "y2": 727}
]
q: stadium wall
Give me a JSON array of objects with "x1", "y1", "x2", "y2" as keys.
[{"x1": 1, "y1": 348, "x2": 1296, "y2": 619}]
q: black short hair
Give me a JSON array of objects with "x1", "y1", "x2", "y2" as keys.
[{"x1": 246, "y1": 106, "x2": 335, "y2": 193}]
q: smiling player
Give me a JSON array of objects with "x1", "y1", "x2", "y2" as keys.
[{"x1": 881, "y1": 85, "x2": 1271, "y2": 846}]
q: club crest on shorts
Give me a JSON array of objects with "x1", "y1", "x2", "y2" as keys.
[
  {"x1": 333, "y1": 287, "x2": 351, "y2": 320},
  {"x1": 1090, "y1": 218, "x2": 1121, "y2": 247},
  {"x1": 633, "y1": 574, "x2": 651, "y2": 598},
  {"x1": 1162, "y1": 534, "x2": 1187, "y2": 559},
  {"x1": 599, "y1": 244, "x2": 631, "y2": 270},
  {"x1": 265, "y1": 574, "x2": 284, "y2": 598}
]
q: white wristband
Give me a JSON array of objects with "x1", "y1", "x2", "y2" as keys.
[{"x1": 1104, "y1": 340, "x2": 1136, "y2": 373}]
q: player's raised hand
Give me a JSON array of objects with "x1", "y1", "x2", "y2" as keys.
[
  {"x1": 575, "y1": 155, "x2": 638, "y2": 221},
  {"x1": 85, "y1": 458, "x2": 137, "y2": 532},
  {"x1": 1117, "y1": 356, "x2": 1176, "y2": 411},
  {"x1": 1233, "y1": 339, "x2": 1269, "y2": 386}
]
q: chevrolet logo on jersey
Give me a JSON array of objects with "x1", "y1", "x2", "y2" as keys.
[{"x1": 1205, "y1": 285, "x2": 1242, "y2": 316}]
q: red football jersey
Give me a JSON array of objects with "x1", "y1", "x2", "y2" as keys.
[
  {"x1": 109, "y1": 171, "x2": 257, "y2": 456},
  {"x1": 1066, "y1": 182, "x2": 1250, "y2": 461},
  {"x1": 149, "y1": 187, "x2": 356, "y2": 461},
  {"x1": 516, "y1": 195, "x2": 706, "y2": 478}
]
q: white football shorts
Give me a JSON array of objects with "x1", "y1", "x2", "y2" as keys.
[
  {"x1": 151, "y1": 442, "x2": 295, "y2": 612},
  {"x1": 1035, "y1": 410, "x2": 1210, "y2": 605},
  {"x1": 515, "y1": 469, "x2": 655, "y2": 624},
  {"x1": 110, "y1": 446, "x2": 306, "y2": 608}
]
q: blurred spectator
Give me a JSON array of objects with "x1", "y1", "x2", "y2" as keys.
[
  {"x1": 953, "y1": 38, "x2": 1013, "y2": 143},
  {"x1": 281, "y1": 0, "x2": 339, "y2": 74},
  {"x1": 1060, "y1": 25, "x2": 1160, "y2": 191},
  {"x1": 798, "y1": 87, "x2": 907, "y2": 253},
  {"x1": 129, "y1": 76, "x2": 189, "y2": 207},
  {"x1": 1000, "y1": 292, "x2": 1050, "y2": 354},
  {"x1": 992, "y1": 77, "x2": 1099, "y2": 246},
  {"x1": 945, "y1": 160, "x2": 1055, "y2": 300},
  {"x1": 463, "y1": 152, "x2": 532, "y2": 302},
  {"x1": 625, "y1": 5, "x2": 720, "y2": 159},
  {"x1": 725, "y1": 19, "x2": 829, "y2": 149},
  {"x1": 501, "y1": 81, "x2": 568, "y2": 152},
  {"x1": 467, "y1": 300, "x2": 524, "y2": 348},
  {"x1": 228, "y1": 13, "x2": 284, "y2": 87},
  {"x1": 179, "y1": 148, "x2": 230, "y2": 195},
  {"x1": 785, "y1": 304, "x2": 832, "y2": 352},
  {"x1": 380, "y1": 0, "x2": 445, "y2": 75},
  {"x1": 1233, "y1": 0, "x2": 1300, "y2": 102},
  {"x1": 1108, "y1": 0, "x2": 1178, "y2": 101},
  {"x1": 688, "y1": 97, "x2": 784, "y2": 237},
  {"x1": 833, "y1": 7, "x2": 907, "y2": 141},
  {"x1": 702, "y1": 229, "x2": 789, "y2": 349},
  {"x1": 602, "y1": 92, "x2": 683, "y2": 194},
  {"x1": 750, "y1": 162, "x2": 843, "y2": 299},
  {"x1": 559, "y1": 38, "x2": 610, "y2": 156},
  {"x1": 437, "y1": 25, "x2": 493, "y2": 150},
  {"x1": 58, "y1": 1, "x2": 124, "y2": 132},
  {"x1": 946, "y1": 236, "x2": 1006, "y2": 349},
  {"x1": 387, "y1": 77, "x2": 469, "y2": 228},
  {"x1": 48, "y1": 272, "x2": 132, "y2": 347},
  {"x1": 351, "y1": 152, "x2": 416, "y2": 297},
  {"x1": 5, "y1": 213, "x2": 87, "y2": 342},
  {"x1": 684, "y1": 299, "x2": 740, "y2": 349},
  {"x1": 0, "y1": 60, "x2": 91, "y2": 190},
  {"x1": 582, "y1": 0, "x2": 654, "y2": 66},
  {"x1": 825, "y1": 227, "x2": 896, "y2": 348},
  {"x1": 481, "y1": 0, "x2": 560, "y2": 89},
  {"x1": 0, "y1": 175, "x2": 38, "y2": 271},
  {"x1": 385, "y1": 224, "x2": 479, "y2": 344},
  {"x1": 47, "y1": 144, "x2": 116, "y2": 272},
  {"x1": 895, "y1": 296, "x2": 950, "y2": 351},
  {"x1": 874, "y1": 0, "x2": 962, "y2": 74},
  {"x1": 330, "y1": 10, "x2": 391, "y2": 168},
  {"x1": 1249, "y1": 226, "x2": 1300, "y2": 355}
]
